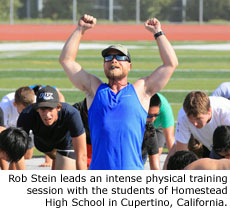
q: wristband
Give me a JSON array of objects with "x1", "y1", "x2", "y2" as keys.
[{"x1": 154, "y1": 31, "x2": 164, "y2": 40}]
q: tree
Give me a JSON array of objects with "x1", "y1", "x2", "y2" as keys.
[
  {"x1": 0, "y1": 0, "x2": 21, "y2": 21},
  {"x1": 141, "y1": 0, "x2": 172, "y2": 21},
  {"x1": 43, "y1": 0, "x2": 72, "y2": 19},
  {"x1": 203, "y1": 0, "x2": 230, "y2": 21},
  {"x1": 18, "y1": 0, "x2": 40, "y2": 19},
  {"x1": 186, "y1": 0, "x2": 230, "y2": 22}
]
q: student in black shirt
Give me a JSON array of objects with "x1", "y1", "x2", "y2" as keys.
[{"x1": 17, "y1": 86, "x2": 87, "y2": 170}]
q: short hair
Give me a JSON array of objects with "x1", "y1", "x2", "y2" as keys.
[
  {"x1": 0, "y1": 127, "x2": 29, "y2": 162},
  {"x1": 167, "y1": 150, "x2": 198, "y2": 170},
  {"x1": 188, "y1": 134, "x2": 203, "y2": 158},
  {"x1": 14, "y1": 87, "x2": 35, "y2": 107},
  {"x1": 183, "y1": 91, "x2": 210, "y2": 117},
  {"x1": 213, "y1": 125, "x2": 230, "y2": 153},
  {"x1": 149, "y1": 94, "x2": 161, "y2": 108}
]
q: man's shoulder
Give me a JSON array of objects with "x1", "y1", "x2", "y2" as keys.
[
  {"x1": 175, "y1": 107, "x2": 190, "y2": 126},
  {"x1": 0, "y1": 92, "x2": 15, "y2": 106},
  {"x1": 61, "y1": 102, "x2": 78, "y2": 111},
  {"x1": 210, "y1": 96, "x2": 230, "y2": 108},
  {"x1": 18, "y1": 105, "x2": 36, "y2": 122},
  {"x1": 210, "y1": 95, "x2": 230, "y2": 101},
  {"x1": 177, "y1": 107, "x2": 186, "y2": 118},
  {"x1": 17, "y1": 105, "x2": 35, "y2": 127},
  {"x1": 3, "y1": 92, "x2": 15, "y2": 99},
  {"x1": 157, "y1": 92, "x2": 167, "y2": 102}
]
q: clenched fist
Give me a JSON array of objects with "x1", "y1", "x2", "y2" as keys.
[
  {"x1": 144, "y1": 18, "x2": 162, "y2": 34},
  {"x1": 78, "y1": 14, "x2": 97, "y2": 33}
]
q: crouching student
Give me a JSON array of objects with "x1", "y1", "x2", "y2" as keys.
[
  {"x1": 17, "y1": 86, "x2": 87, "y2": 170},
  {"x1": 0, "y1": 127, "x2": 29, "y2": 169}
]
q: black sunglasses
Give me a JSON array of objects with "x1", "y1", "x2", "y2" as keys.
[
  {"x1": 104, "y1": 55, "x2": 130, "y2": 62},
  {"x1": 147, "y1": 113, "x2": 160, "y2": 118}
]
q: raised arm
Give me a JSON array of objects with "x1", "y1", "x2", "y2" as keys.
[
  {"x1": 59, "y1": 14, "x2": 102, "y2": 106},
  {"x1": 134, "y1": 18, "x2": 178, "y2": 110}
]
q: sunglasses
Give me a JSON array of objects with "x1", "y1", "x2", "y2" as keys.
[
  {"x1": 104, "y1": 55, "x2": 130, "y2": 62},
  {"x1": 147, "y1": 113, "x2": 160, "y2": 118}
]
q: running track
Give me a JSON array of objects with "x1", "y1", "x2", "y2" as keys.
[{"x1": 0, "y1": 24, "x2": 230, "y2": 41}]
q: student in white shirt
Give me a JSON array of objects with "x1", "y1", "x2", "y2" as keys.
[{"x1": 176, "y1": 91, "x2": 230, "y2": 157}]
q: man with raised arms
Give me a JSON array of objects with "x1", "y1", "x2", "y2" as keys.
[{"x1": 59, "y1": 14, "x2": 178, "y2": 170}]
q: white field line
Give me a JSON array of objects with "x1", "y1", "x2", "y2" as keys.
[
  {"x1": 0, "y1": 42, "x2": 230, "y2": 51},
  {"x1": 0, "y1": 68, "x2": 230, "y2": 73},
  {"x1": 0, "y1": 43, "x2": 143, "y2": 52}
]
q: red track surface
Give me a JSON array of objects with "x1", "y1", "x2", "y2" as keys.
[{"x1": 0, "y1": 24, "x2": 230, "y2": 41}]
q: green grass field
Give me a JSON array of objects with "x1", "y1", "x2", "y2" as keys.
[{"x1": 0, "y1": 40, "x2": 229, "y2": 156}]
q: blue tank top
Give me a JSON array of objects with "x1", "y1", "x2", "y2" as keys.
[{"x1": 88, "y1": 83, "x2": 147, "y2": 170}]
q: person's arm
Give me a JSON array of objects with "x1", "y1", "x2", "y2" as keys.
[
  {"x1": 148, "y1": 154, "x2": 161, "y2": 170},
  {"x1": 163, "y1": 126, "x2": 175, "y2": 151},
  {"x1": 0, "y1": 159, "x2": 8, "y2": 170},
  {"x1": 9, "y1": 157, "x2": 26, "y2": 170},
  {"x1": 72, "y1": 134, "x2": 87, "y2": 170},
  {"x1": 134, "y1": 18, "x2": 178, "y2": 110},
  {"x1": 59, "y1": 14, "x2": 102, "y2": 108}
]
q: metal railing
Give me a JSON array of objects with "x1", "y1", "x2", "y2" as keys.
[{"x1": 5, "y1": 0, "x2": 230, "y2": 24}]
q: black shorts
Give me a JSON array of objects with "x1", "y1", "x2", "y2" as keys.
[
  {"x1": 142, "y1": 128, "x2": 159, "y2": 160},
  {"x1": 57, "y1": 150, "x2": 76, "y2": 159},
  {"x1": 34, "y1": 136, "x2": 74, "y2": 157},
  {"x1": 155, "y1": 127, "x2": 166, "y2": 148}
]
